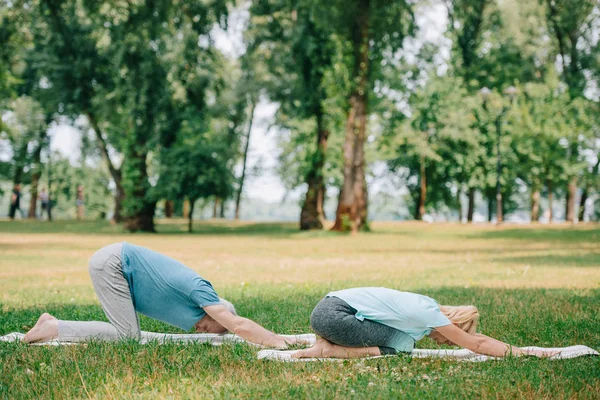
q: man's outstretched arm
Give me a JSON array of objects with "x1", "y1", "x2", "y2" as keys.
[{"x1": 203, "y1": 305, "x2": 290, "y2": 349}]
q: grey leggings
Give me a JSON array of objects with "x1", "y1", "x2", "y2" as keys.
[
  {"x1": 57, "y1": 243, "x2": 141, "y2": 342},
  {"x1": 310, "y1": 297, "x2": 404, "y2": 355}
]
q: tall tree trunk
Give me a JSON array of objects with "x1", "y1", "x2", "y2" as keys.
[
  {"x1": 300, "y1": 111, "x2": 329, "y2": 230},
  {"x1": 579, "y1": 159, "x2": 600, "y2": 222},
  {"x1": 547, "y1": 179, "x2": 554, "y2": 222},
  {"x1": 332, "y1": 0, "x2": 369, "y2": 233},
  {"x1": 114, "y1": 185, "x2": 124, "y2": 223},
  {"x1": 213, "y1": 198, "x2": 220, "y2": 218},
  {"x1": 457, "y1": 187, "x2": 463, "y2": 223},
  {"x1": 164, "y1": 200, "x2": 174, "y2": 218},
  {"x1": 578, "y1": 189, "x2": 588, "y2": 222},
  {"x1": 183, "y1": 199, "x2": 190, "y2": 219},
  {"x1": 487, "y1": 196, "x2": 493, "y2": 223},
  {"x1": 122, "y1": 145, "x2": 155, "y2": 232},
  {"x1": 28, "y1": 172, "x2": 40, "y2": 219},
  {"x1": 28, "y1": 139, "x2": 45, "y2": 219},
  {"x1": 414, "y1": 156, "x2": 426, "y2": 221},
  {"x1": 531, "y1": 186, "x2": 540, "y2": 223},
  {"x1": 467, "y1": 187, "x2": 475, "y2": 223},
  {"x1": 188, "y1": 198, "x2": 195, "y2": 233},
  {"x1": 88, "y1": 113, "x2": 124, "y2": 223},
  {"x1": 235, "y1": 99, "x2": 256, "y2": 220},
  {"x1": 565, "y1": 176, "x2": 577, "y2": 223},
  {"x1": 219, "y1": 200, "x2": 226, "y2": 218}
]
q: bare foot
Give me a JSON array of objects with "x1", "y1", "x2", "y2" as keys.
[
  {"x1": 292, "y1": 338, "x2": 335, "y2": 358},
  {"x1": 23, "y1": 313, "x2": 58, "y2": 343}
]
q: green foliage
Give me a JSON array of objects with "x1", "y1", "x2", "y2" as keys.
[
  {"x1": 3, "y1": 96, "x2": 48, "y2": 184},
  {"x1": 387, "y1": 76, "x2": 479, "y2": 216},
  {"x1": 47, "y1": 152, "x2": 113, "y2": 219}
]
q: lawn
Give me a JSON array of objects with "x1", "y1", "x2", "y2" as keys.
[{"x1": 1, "y1": 220, "x2": 599, "y2": 399}]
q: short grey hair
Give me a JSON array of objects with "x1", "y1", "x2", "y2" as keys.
[{"x1": 219, "y1": 297, "x2": 237, "y2": 316}]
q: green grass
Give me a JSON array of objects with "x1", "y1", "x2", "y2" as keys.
[{"x1": 1, "y1": 220, "x2": 599, "y2": 399}]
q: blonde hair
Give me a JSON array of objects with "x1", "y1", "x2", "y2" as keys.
[{"x1": 439, "y1": 305, "x2": 479, "y2": 334}]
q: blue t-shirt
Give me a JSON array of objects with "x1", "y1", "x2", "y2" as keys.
[
  {"x1": 120, "y1": 242, "x2": 221, "y2": 330},
  {"x1": 328, "y1": 287, "x2": 451, "y2": 352}
]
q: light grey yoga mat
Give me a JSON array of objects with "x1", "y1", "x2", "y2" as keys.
[
  {"x1": 257, "y1": 345, "x2": 599, "y2": 362},
  {"x1": 2, "y1": 332, "x2": 597, "y2": 362}
]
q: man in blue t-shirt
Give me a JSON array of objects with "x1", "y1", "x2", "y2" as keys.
[{"x1": 24, "y1": 242, "x2": 296, "y2": 349}]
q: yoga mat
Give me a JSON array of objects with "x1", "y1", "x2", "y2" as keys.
[
  {"x1": 257, "y1": 345, "x2": 599, "y2": 362},
  {"x1": 2, "y1": 332, "x2": 596, "y2": 362}
]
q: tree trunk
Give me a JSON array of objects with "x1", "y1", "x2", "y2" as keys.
[
  {"x1": 219, "y1": 199, "x2": 226, "y2": 218},
  {"x1": 547, "y1": 179, "x2": 553, "y2": 222},
  {"x1": 88, "y1": 112, "x2": 124, "y2": 223},
  {"x1": 496, "y1": 189, "x2": 503, "y2": 224},
  {"x1": 164, "y1": 200, "x2": 174, "y2": 218},
  {"x1": 578, "y1": 188, "x2": 588, "y2": 222},
  {"x1": 487, "y1": 196, "x2": 493, "y2": 222},
  {"x1": 213, "y1": 198, "x2": 220, "y2": 219},
  {"x1": 114, "y1": 184, "x2": 124, "y2": 223},
  {"x1": 414, "y1": 156, "x2": 426, "y2": 221},
  {"x1": 565, "y1": 176, "x2": 577, "y2": 223},
  {"x1": 457, "y1": 187, "x2": 463, "y2": 223},
  {"x1": 183, "y1": 199, "x2": 190, "y2": 219},
  {"x1": 188, "y1": 198, "x2": 195, "y2": 233},
  {"x1": 235, "y1": 99, "x2": 257, "y2": 220},
  {"x1": 531, "y1": 187, "x2": 540, "y2": 222},
  {"x1": 47, "y1": 153, "x2": 53, "y2": 222},
  {"x1": 28, "y1": 147, "x2": 44, "y2": 219},
  {"x1": 332, "y1": 0, "x2": 370, "y2": 233},
  {"x1": 467, "y1": 187, "x2": 475, "y2": 223},
  {"x1": 122, "y1": 145, "x2": 155, "y2": 232},
  {"x1": 300, "y1": 111, "x2": 329, "y2": 230},
  {"x1": 123, "y1": 201, "x2": 155, "y2": 232}
]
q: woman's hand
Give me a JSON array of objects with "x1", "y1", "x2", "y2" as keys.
[{"x1": 281, "y1": 335, "x2": 313, "y2": 347}]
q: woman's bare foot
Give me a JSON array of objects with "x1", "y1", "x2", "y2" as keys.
[
  {"x1": 292, "y1": 338, "x2": 336, "y2": 358},
  {"x1": 23, "y1": 313, "x2": 59, "y2": 343},
  {"x1": 292, "y1": 337, "x2": 382, "y2": 359}
]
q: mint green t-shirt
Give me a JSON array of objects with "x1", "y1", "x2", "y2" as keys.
[
  {"x1": 121, "y1": 242, "x2": 221, "y2": 330},
  {"x1": 328, "y1": 287, "x2": 451, "y2": 352}
]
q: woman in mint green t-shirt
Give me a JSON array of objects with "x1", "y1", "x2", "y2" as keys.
[{"x1": 294, "y1": 287, "x2": 557, "y2": 359}]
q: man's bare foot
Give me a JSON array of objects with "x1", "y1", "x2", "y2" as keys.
[{"x1": 23, "y1": 313, "x2": 58, "y2": 343}]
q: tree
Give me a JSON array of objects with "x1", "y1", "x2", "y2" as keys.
[
  {"x1": 509, "y1": 81, "x2": 569, "y2": 222},
  {"x1": 319, "y1": 0, "x2": 416, "y2": 232},
  {"x1": 544, "y1": 0, "x2": 597, "y2": 222},
  {"x1": 247, "y1": 0, "x2": 337, "y2": 230},
  {"x1": 157, "y1": 126, "x2": 234, "y2": 233},
  {"x1": 35, "y1": 0, "x2": 230, "y2": 231},
  {"x1": 3, "y1": 96, "x2": 48, "y2": 218},
  {"x1": 444, "y1": 0, "x2": 492, "y2": 221},
  {"x1": 388, "y1": 76, "x2": 478, "y2": 220}
]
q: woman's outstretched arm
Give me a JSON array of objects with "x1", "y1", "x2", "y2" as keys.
[{"x1": 435, "y1": 325, "x2": 558, "y2": 358}]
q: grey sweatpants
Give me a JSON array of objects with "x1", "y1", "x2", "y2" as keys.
[
  {"x1": 57, "y1": 243, "x2": 141, "y2": 342},
  {"x1": 310, "y1": 296, "x2": 406, "y2": 355}
]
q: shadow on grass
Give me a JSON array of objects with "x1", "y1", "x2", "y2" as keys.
[{"x1": 468, "y1": 226, "x2": 600, "y2": 243}]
